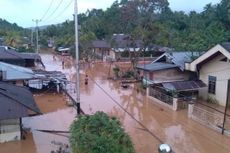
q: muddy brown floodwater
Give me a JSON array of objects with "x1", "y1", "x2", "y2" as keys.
[{"x1": 1, "y1": 53, "x2": 230, "y2": 153}]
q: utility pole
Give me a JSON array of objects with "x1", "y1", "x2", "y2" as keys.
[
  {"x1": 74, "y1": 0, "x2": 81, "y2": 115},
  {"x1": 32, "y1": 19, "x2": 41, "y2": 54},
  {"x1": 31, "y1": 29, "x2": 34, "y2": 45}
]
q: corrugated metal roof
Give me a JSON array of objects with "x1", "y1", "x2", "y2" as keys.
[
  {"x1": 153, "y1": 51, "x2": 202, "y2": 70},
  {"x1": 221, "y1": 42, "x2": 230, "y2": 53},
  {"x1": 162, "y1": 80, "x2": 206, "y2": 91},
  {"x1": 0, "y1": 46, "x2": 24, "y2": 59},
  {"x1": 136, "y1": 62, "x2": 178, "y2": 71},
  {"x1": 92, "y1": 40, "x2": 110, "y2": 48},
  {"x1": 0, "y1": 95, "x2": 28, "y2": 120},
  {"x1": 0, "y1": 62, "x2": 35, "y2": 80},
  {"x1": 0, "y1": 82, "x2": 41, "y2": 120},
  {"x1": 111, "y1": 34, "x2": 143, "y2": 49},
  {"x1": 20, "y1": 53, "x2": 42, "y2": 61},
  {"x1": 0, "y1": 46, "x2": 41, "y2": 61}
]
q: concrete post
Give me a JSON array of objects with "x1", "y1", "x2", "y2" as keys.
[
  {"x1": 146, "y1": 87, "x2": 149, "y2": 97},
  {"x1": 57, "y1": 84, "x2": 60, "y2": 93},
  {"x1": 188, "y1": 103, "x2": 194, "y2": 118},
  {"x1": 173, "y1": 98, "x2": 178, "y2": 111}
]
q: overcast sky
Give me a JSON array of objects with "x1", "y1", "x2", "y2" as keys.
[{"x1": 0, "y1": 0, "x2": 221, "y2": 28}]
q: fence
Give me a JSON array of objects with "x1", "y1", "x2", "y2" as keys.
[
  {"x1": 191, "y1": 104, "x2": 230, "y2": 136},
  {"x1": 149, "y1": 88, "x2": 173, "y2": 105}
]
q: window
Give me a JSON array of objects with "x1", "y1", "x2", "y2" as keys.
[{"x1": 208, "y1": 76, "x2": 216, "y2": 94}]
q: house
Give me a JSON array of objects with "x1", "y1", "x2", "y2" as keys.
[
  {"x1": 0, "y1": 62, "x2": 35, "y2": 86},
  {"x1": 0, "y1": 82, "x2": 41, "y2": 143},
  {"x1": 57, "y1": 47, "x2": 71, "y2": 56},
  {"x1": 0, "y1": 62, "x2": 66, "y2": 91},
  {"x1": 91, "y1": 34, "x2": 167, "y2": 61},
  {"x1": 185, "y1": 43, "x2": 230, "y2": 107},
  {"x1": 137, "y1": 51, "x2": 206, "y2": 111},
  {"x1": 91, "y1": 40, "x2": 111, "y2": 61},
  {"x1": 0, "y1": 46, "x2": 44, "y2": 68},
  {"x1": 137, "y1": 51, "x2": 201, "y2": 84}
]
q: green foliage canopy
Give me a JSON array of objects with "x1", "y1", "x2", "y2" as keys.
[{"x1": 70, "y1": 112, "x2": 135, "y2": 153}]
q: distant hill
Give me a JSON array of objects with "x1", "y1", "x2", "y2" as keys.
[
  {"x1": 27, "y1": 23, "x2": 62, "y2": 30},
  {"x1": 0, "y1": 18, "x2": 23, "y2": 32}
]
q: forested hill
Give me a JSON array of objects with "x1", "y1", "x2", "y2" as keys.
[
  {"x1": 0, "y1": 18, "x2": 23, "y2": 34},
  {"x1": 0, "y1": 18, "x2": 31, "y2": 48},
  {"x1": 41, "y1": 0, "x2": 230, "y2": 51}
]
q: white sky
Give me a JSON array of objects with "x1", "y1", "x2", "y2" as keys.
[{"x1": 0, "y1": 0, "x2": 221, "y2": 28}]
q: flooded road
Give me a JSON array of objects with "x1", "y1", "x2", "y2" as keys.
[{"x1": 1, "y1": 53, "x2": 230, "y2": 153}]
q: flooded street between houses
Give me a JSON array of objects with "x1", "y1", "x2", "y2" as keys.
[{"x1": 1, "y1": 53, "x2": 230, "y2": 153}]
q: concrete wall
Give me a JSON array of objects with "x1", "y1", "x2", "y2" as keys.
[
  {"x1": 0, "y1": 119, "x2": 21, "y2": 143},
  {"x1": 199, "y1": 54, "x2": 230, "y2": 106}
]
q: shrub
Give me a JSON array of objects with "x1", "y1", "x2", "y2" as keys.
[
  {"x1": 122, "y1": 71, "x2": 134, "y2": 79},
  {"x1": 70, "y1": 112, "x2": 135, "y2": 153}
]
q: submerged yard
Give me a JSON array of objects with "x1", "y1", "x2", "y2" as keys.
[{"x1": 1, "y1": 53, "x2": 230, "y2": 153}]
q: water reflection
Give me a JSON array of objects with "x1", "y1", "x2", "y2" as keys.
[{"x1": 6, "y1": 53, "x2": 230, "y2": 153}]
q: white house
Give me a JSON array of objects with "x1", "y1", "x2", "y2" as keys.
[
  {"x1": 186, "y1": 43, "x2": 230, "y2": 107},
  {"x1": 137, "y1": 51, "x2": 206, "y2": 111}
]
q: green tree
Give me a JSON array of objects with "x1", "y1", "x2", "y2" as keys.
[{"x1": 70, "y1": 112, "x2": 135, "y2": 153}]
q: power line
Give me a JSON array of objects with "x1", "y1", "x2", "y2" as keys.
[
  {"x1": 40, "y1": 0, "x2": 55, "y2": 21},
  {"x1": 46, "y1": 0, "x2": 74, "y2": 24},
  {"x1": 43, "y1": 0, "x2": 64, "y2": 22},
  {"x1": 85, "y1": 76, "x2": 164, "y2": 144}
]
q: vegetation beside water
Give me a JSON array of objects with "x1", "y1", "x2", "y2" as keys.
[{"x1": 70, "y1": 112, "x2": 135, "y2": 153}]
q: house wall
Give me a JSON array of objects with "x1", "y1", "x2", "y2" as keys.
[
  {"x1": 109, "y1": 50, "x2": 116, "y2": 60},
  {"x1": 199, "y1": 54, "x2": 230, "y2": 106},
  {"x1": 142, "y1": 68, "x2": 190, "y2": 83},
  {"x1": 0, "y1": 119, "x2": 21, "y2": 143},
  {"x1": 94, "y1": 48, "x2": 112, "y2": 60}
]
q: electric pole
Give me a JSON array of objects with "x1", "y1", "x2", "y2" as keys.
[
  {"x1": 31, "y1": 29, "x2": 34, "y2": 46},
  {"x1": 32, "y1": 19, "x2": 41, "y2": 54},
  {"x1": 74, "y1": 0, "x2": 81, "y2": 115}
]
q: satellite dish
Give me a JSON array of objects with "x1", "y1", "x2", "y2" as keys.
[{"x1": 158, "y1": 144, "x2": 172, "y2": 153}]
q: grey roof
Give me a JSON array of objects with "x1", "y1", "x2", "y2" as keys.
[
  {"x1": 0, "y1": 46, "x2": 41, "y2": 61},
  {"x1": 153, "y1": 51, "x2": 202, "y2": 70},
  {"x1": 0, "y1": 82, "x2": 41, "y2": 120},
  {"x1": 20, "y1": 53, "x2": 42, "y2": 61},
  {"x1": 0, "y1": 62, "x2": 35, "y2": 80},
  {"x1": 136, "y1": 62, "x2": 178, "y2": 71},
  {"x1": 33, "y1": 70, "x2": 67, "y2": 80},
  {"x1": 0, "y1": 46, "x2": 24, "y2": 60},
  {"x1": 162, "y1": 80, "x2": 206, "y2": 91},
  {"x1": 221, "y1": 42, "x2": 230, "y2": 53},
  {"x1": 111, "y1": 34, "x2": 142, "y2": 49},
  {"x1": 91, "y1": 40, "x2": 110, "y2": 48}
]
